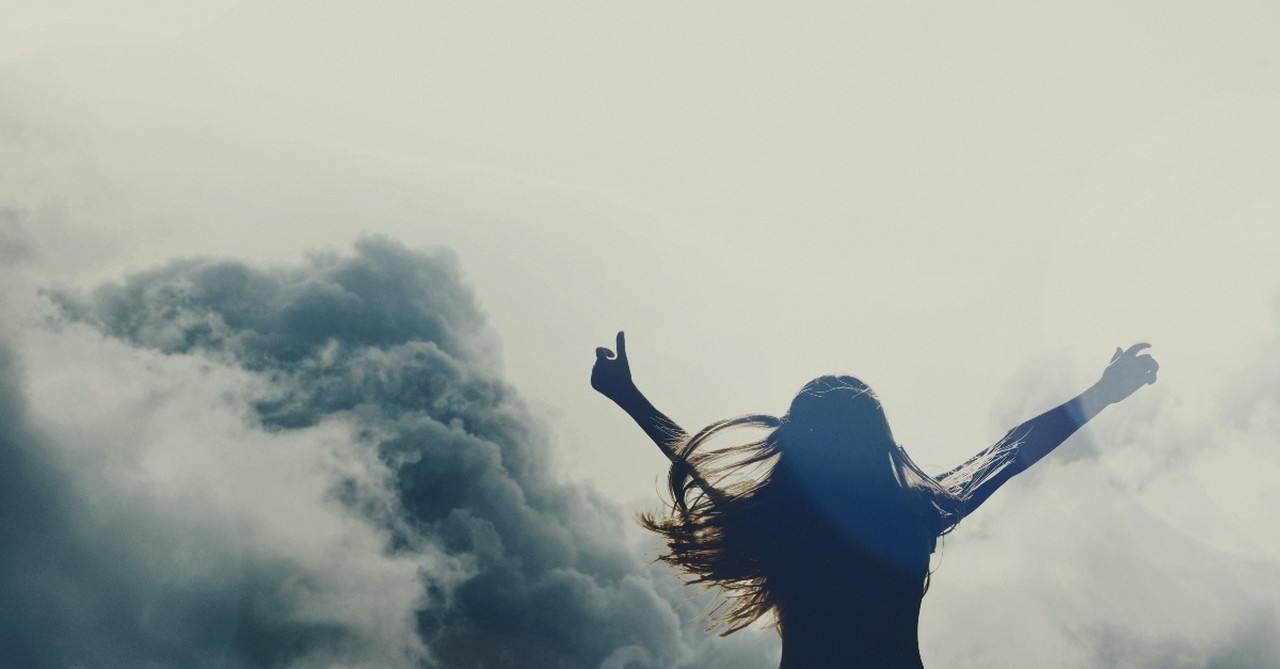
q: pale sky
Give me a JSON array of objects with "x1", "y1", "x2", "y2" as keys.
[{"x1": 2, "y1": 2, "x2": 1279, "y2": 667}]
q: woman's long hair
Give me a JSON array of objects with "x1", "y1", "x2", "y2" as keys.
[{"x1": 640, "y1": 375, "x2": 1015, "y2": 635}]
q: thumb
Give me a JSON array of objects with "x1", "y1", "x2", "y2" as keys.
[{"x1": 1111, "y1": 347, "x2": 1123, "y2": 363}]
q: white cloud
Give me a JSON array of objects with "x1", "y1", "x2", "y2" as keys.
[{"x1": 921, "y1": 306, "x2": 1280, "y2": 667}]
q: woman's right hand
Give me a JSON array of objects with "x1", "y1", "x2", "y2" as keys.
[{"x1": 592, "y1": 331, "x2": 637, "y2": 401}]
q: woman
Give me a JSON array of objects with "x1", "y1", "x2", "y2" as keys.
[{"x1": 591, "y1": 332, "x2": 1158, "y2": 668}]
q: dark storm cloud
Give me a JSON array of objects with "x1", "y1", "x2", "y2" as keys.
[
  {"x1": 13, "y1": 236, "x2": 773, "y2": 668},
  {"x1": 53, "y1": 238, "x2": 494, "y2": 373},
  {"x1": 0, "y1": 340, "x2": 64, "y2": 667}
]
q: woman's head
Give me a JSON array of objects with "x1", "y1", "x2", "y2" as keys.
[
  {"x1": 773, "y1": 375, "x2": 914, "y2": 514},
  {"x1": 781, "y1": 375, "x2": 897, "y2": 462}
]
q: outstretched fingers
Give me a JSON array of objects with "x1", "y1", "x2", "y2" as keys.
[
  {"x1": 595, "y1": 332, "x2": 628, "y2": 362},
  {"x1": 1122, "y1": 342, "x2": 1152, "y2": 358}
]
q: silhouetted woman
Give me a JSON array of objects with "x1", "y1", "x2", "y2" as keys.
[{"x1": 592, "y1": 332, "x2": 1158, "y2": 668}]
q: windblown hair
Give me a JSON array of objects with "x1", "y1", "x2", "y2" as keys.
[{"x1": 639, "y1": 376, "x2": 1019, "y2": 635}]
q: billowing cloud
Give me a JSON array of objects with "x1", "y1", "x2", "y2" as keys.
[{"x1": 0, "y1": 232, "x2": 779, "y2": 668}]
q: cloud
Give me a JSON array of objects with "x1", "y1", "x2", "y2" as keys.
[
  {"x1": 3, "y1": 216, "x2": 1276, "y2": 669},
  {"x1": 1, "y1": 250, "x2": 441, "y2": 667},
  {"x1": 1, "y1": 232, "x2": 778, "y2": 668}
]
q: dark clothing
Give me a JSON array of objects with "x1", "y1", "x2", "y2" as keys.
[
  {"x1": 763, "y1": 472, "x2": 932, "y2": 669},
  {"x1": 767, "y1": 402, "x2": 1086, "y2": 668}
]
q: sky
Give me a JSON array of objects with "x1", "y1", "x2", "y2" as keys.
[{"x1": 2, "y1": 2, "x2": 1279, "y2": 667}]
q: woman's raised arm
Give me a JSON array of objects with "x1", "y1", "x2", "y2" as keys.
[
  {"x1": 591, "y1": 331, "x2": 689, "y2": 461},
  {"x1": 592, "y1": 331, "x2": 734, "y2": 508},
  {"x1": 942, "y1": 343, "x2": 1160, "y2": 517}
]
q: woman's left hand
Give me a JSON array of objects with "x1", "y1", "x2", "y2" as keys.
[{"x1": 1092, "y1": 343, "x2": 1159, "y2": 405}]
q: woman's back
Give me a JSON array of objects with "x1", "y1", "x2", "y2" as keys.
[{"x1": 760, "y1": 468, "x2": 931, "y2": 669}]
